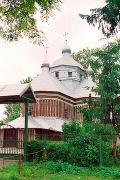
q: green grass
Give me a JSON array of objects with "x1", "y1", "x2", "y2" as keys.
[{"x1": 0, "y1": 161, "x2": 120, "y2": 180}]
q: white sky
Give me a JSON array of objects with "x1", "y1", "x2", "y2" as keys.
[{"x1": 0, "y1": 0, "x2": 106, "y2": 119}]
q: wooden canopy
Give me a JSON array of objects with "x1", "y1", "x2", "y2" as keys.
[{"x1": 0, "y1": 84, "x2": 36, "y2": 104}]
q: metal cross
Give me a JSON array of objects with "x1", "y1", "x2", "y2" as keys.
[
  {"x1": 63, "y1": 32, "x2": 68, "y2": 45},
  {"x1": 45, "y1": 44, "x2": 49, "y2": 56},
  {"x1": 44, "y1": 44, "x2": 49, "y2": 62}
]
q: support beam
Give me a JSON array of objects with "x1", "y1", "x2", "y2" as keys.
[{"x1": 23, "y1": 101, "x2": 29, "y2": 161}]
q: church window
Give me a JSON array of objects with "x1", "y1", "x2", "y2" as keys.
[
  {"x1": 55, "y1": 71, "x2": 59, "y2": 78},
  {"x1": 80, "y1": 74, "x2": 82, "y2": 81},
  {"x1": 68, "y1": 72, "x2": 72, "y2": 77}
]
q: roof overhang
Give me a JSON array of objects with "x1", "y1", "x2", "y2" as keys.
[{"x1": 0, "y1": 84, "x2": 36, "y2": 104}]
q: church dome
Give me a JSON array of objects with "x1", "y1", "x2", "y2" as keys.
[
  {"x1": 62, "y1": 45, "x2": 71, "y2": 54},
  {"x1": 51, "y1": 45, "x2": 84, "y2": 70}
]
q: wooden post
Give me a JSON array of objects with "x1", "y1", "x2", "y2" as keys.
[
  {"x1": 23, "y1": 101, "x2": 29, "y2": 161},
  {"x1": 18, "y1": 152, "x2": 22, "y2": 175}
]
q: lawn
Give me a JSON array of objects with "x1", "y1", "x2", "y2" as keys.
[{"x1": 0, "y1": 161, "x2": 120, "y2": 180}]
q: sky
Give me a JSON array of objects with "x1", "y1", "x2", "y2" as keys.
[{"x1": 0, "y1": 0, "x2": 106, "y2": 119}]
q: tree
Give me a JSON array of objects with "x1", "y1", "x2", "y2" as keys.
[
  {"x1": 20, "y1": 76, "x2": 33, "y2": 84},
  {"x1": 62, "y1": 120, "x2": 115, "y2": 166},
  {"x1": 4, "y1": 76, "x2": 32, "y2": 122},
  {"x1": 0, "y1": 0, "x2": 61, "y2": 43},
  {"x1": 74, "y1": 41, "x2": 120, "y2": 158},
  {"x1": 79, "y1": 0, "x2": 120, "y2": 37},
  {"x1": 4, "y1": 103, "x2": 21, "y2": 122},
  {"x1": 74, "y1": 39, "x2": 120, "y2": 129}
]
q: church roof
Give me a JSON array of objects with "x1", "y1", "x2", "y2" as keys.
[
  {"x1": 5, "y1": 116, "x2": 66, "y2": 132},
  {"x1": 72, "y1": 76, "x2": 98, "y2": 98},
  {"x1": 0, "y1": 84, "x2": 36, "y2": 103},
  {"x1": 51, "y1": 45, "x2": 84, "y2": 70},
  {"x1": 31, "y1": 71, "x2": 70, "y2": 95},
  {"x1": 31, "y1": 71, "x2": 97, "y2": 98},
  {"x1": 31, "y1": 44, "x2": 97, "y2": 99}
]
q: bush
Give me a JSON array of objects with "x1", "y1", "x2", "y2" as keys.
[
  {"x1": 27, "y1": 141, "x2": 69, "y2": 163},
  {"x1": 116, "y1": 144, "x2": 120, "y2": 161},
  {"x1": 46, "y1": 141, "x2": 69, "y2": 162},
  {"x1": 62, "y1": 120, "x2": 113, "y2": 166},
  {"x1": 27, "y1": 138, "x2": 112, "y2": 166},
  {"x1": 27, "y1": 120, "x2": 115, "y2": 167},
  {"x1": 62, "y1": 119, "x2": 83, "y2": 141},
  {"x1": 27, "y1": 140, "x2": 47, "y2": 162}
]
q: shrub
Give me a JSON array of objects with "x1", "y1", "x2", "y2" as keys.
[
  {"x1": 27, "y1": 140, "x2": 47, "y2": 161},
  {"x1": 27, "y1": 120, "x2": 115, "y2": 166},
  {"x1": 116, "y1": 144, "x2": 120, "y2": 160},
  {"x1": 46, "y1": 141, "x2": 69, "y2": 162},
  {"x1": 62, "y1": 119, "x2": 83, "y2": 141},
  {"x1": 27, "y1": 141, "x2": 69, "y2": 163},
  {"x1": 62, "y1": 120, "x2": 114, "y2": 166}
]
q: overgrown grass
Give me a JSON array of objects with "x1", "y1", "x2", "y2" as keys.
[{"x1": 0, "y1": 161, "x2": 120, "y2": 179}]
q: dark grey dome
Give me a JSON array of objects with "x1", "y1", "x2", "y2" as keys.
[{"x1": 62, "y1": 45, "x2": 71, "y2": 54}]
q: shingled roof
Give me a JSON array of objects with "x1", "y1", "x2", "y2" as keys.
[
  {"x1": 31, "y1": 71, "x2": 71, "y2": 96},
  {"x1": 0, "y1": 84, "x2": 36, "y2": 103}
]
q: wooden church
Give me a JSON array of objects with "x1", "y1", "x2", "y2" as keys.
[{"x1": 4, "y1": 44, "x2": 97, "y2": 142}]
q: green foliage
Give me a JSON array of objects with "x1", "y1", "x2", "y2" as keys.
[
  {"x1": 73, "y1": 48, "x2": 95, "y2": 69},
  {"x1": 2, "y1": 162, "x2": 120, "y2": 179},
  {"x1": 84, "y1": 122, "x2": 116, "y2": 136},
  {"x1": 4, "y1": 103, "x2": 21, "y2": 123},
  {"x1": 62, "y1": 120, "x2": 114, "y2": 166},
  {"x1": 62, "y1": 119, "x2": 83, "y2": 141},
  {"x1": 116, "y1": 144, "x2": 120, "y2": 159},
  {"x1": 46, "y1": 141, "x2": 69, "y2": 162},
  {"x1": 79, "y1": 0, "x2": 120, "y2": 37},
  {"x1": 45, "y1": 161, "x2": 86, "y2": 174},
  {"x1": 45, "y1": 161, "x2": 120, "y2": 178},
  {"x1": 20, "y1": 76, "x2": 33, "y2": 84},
  {"x1": 0, "y1": 0, "x2": 62, "y2": 43},
  {"x1": 74, "y1": 40, "x2": 120, "y2": 127},
  {"x1": 27, "y1": 140, "x2": 69, "y2": 163},
  {"x1": 27, "y1": 120, "x2": 115, "y2": 166}
]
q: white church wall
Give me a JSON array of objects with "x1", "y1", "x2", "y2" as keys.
[{"x1": 50, "y1": 65, "x2": 85, "y2": 81}]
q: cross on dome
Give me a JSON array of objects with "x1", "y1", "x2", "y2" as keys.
[
  {"x1": 63, "y1": 32, "x2": 68, "y2": 45},
  {"x1": 41, "y1": 43, "x2": 50, "y2": 72},
  {"x1": 62, "y1": 32, "x2": 71, "y2": 54},
  {"x1": 44, "y1": 44, "x2": 49, "y2": 62}
]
